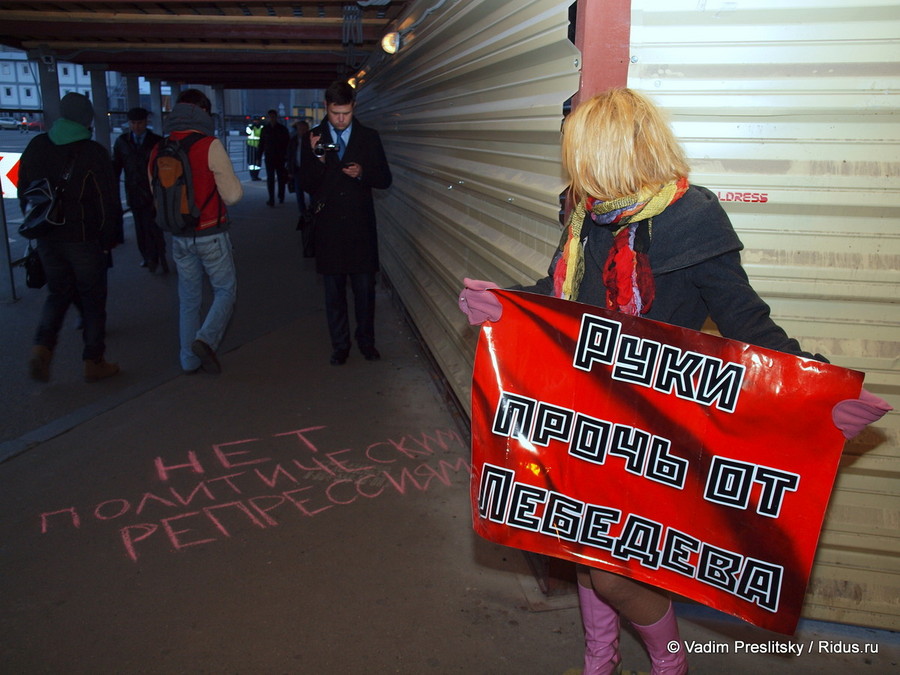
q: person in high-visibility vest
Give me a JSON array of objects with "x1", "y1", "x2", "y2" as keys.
[{"x1": 245, "y1": 120, "x2": 262, "y2": 181}]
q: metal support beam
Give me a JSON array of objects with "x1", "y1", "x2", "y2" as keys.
[
  {"x1": 214, "y1": 86, "x2": 226, "y2": 139},
  {"x1": 126, "y1": 75, "x2": 140, "y2": 111},
  {"x1": 31, "y1": 51, "x2": 62, "y2": 124},
  {"x1": 169, "y1": 82, "x2": 181, "y2": 109},
  {"x1": 89, "y1": 68, "x2": 111, "y2": 152},
  {"x1": 148, "y1": 79, "x2": 163, "y2": 133},
  {"x1": 0, "y1": 194, "x2": 17, "y2": 304},
  {"x1": 574, "y1": 0, "x2": 631, "y2": 105}
]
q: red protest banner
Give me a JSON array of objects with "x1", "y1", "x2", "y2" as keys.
[{"x1": 470, "y1": 290, "x2": 863, "y2": 634}]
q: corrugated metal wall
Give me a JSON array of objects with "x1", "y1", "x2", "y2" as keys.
[
  {"x1": 357, "y1": 0, "x2": 898, "y2": 630},
  {"x1": 627, "y1": 0, "x2": 899, "y2": 631},
  {"x1": 356, "y1": 0, "x2": 581, "y2": 405}
]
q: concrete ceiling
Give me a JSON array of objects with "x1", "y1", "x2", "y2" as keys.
[{"x1": 0, "y1": 1, "x2": 410, "y2": 90}]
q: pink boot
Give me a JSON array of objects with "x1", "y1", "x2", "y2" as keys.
[
  {"x1": 578, "y1": 583, "x2": 621, "y2": 675},
  {"x1": 631, "y1": 602, "x2": 688, "y2": 674}
]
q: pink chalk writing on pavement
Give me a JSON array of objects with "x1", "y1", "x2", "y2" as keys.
[{"x1": 39, "y1": 426, "x2": 469, "y2": 562}]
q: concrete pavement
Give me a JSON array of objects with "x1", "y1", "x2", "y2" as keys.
[{"x1": 1, "y1": 178, "x2": 897, "y2": 674}]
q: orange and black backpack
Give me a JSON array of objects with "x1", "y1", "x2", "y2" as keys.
[{"x1": 151, "y1": 132, "x2": 215, "y2": 235}]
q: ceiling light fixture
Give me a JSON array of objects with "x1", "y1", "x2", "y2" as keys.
[
  {"x1": 379, "y1": 0, "x2": 447, "y2": 56},
  {"x1": 381, "y1": 31, "x2": 401, "y2": 55}
]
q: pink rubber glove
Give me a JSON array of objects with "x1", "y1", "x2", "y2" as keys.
[
  {"x1": 458, "y1": 278, "x2": 502, "y2": 325},
  {"x1": 832, "y1": 389, "x2": 892, "y2": 439}
]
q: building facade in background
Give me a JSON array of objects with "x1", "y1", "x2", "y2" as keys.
[
  {"x1": 0, "y1": 46, "x2": 325, "y2": 130},
  {"x1": 0, "y1": 47, "x2": 91, "y2": 114}
]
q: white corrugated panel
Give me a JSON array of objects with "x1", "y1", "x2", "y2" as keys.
[
  {"x1": 355, "y1": 0, "x2": 580, "y2": 411},
  {"x1": 356, "y1": 0, "x2": 898, "y2": 632},
  {"x1": 628, "y1": 0, "x2": 899, "y2": 631}
]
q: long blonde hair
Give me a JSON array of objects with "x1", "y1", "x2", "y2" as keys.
[{"x1": 562, "y1": 88, "x2": 690, "y2": 203}]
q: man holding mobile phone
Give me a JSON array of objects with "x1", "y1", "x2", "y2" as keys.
[{"x1": 300, "y1": 80, "x2": 392, "y2": 365}]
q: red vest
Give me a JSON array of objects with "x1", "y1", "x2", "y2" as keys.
[{"x1": 167, "y1": 131, "x2": 225, "y2": 230}]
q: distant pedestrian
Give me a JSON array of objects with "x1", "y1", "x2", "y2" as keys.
[
  {"x1": 113, "y1": 107, "x2": 167, "y2": 273},
  {"x1": 287, "y1": 119, "x2": 312, "y2": 234},
  {"x1": 19, "y1": 92, "x2": 123, "y2": 383},
  {"x1": 151, "y1": 88, "x2": 243, "y2": 374},
  {"x1": 246, "y1": 120, "x2": 262, "y2": 181},
  {"x1": 259, "y1": 109, "x2": 289, "y2": 206}
]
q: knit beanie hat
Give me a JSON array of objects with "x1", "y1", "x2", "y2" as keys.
[{"x1": 60, "y1": 92, "x2": 94, "y2": 128}]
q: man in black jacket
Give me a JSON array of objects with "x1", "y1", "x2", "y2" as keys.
[
  {"x1": 300, "y1": 81, "x2": 392, "y2": 365},
  {"x1": 113, "y1": 107, "x2": 165, "y2": 272},
  {"x1": 287, "y1": 120, "x2": 311, "y2": 225},
  {"x1": 259, "y1": 108, "x2": 290, "y2": 206},
  {"x1": 19, "y1": 92, "x2": 124, "y2": 383}
]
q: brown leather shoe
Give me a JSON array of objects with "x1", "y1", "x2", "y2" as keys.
[
  {"x1": 29, "y1": 345, "x2": 52, "y2": 382},
  {"x1": 84, "y1": 358, "x2": 120, "y2": 382}
]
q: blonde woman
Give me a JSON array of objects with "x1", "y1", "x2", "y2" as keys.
[{"x1": 459, "y1": 88, "x2": 890, "y2": 674}]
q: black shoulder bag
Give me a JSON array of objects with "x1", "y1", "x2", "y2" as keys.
[
  {"x1": 23, "y1": 241, "x2": 46, "y2": 289},
  {"x1": 19, "y1": 152, "x2": 77, "y2": 240}
]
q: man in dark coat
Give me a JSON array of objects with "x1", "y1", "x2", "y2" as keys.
[
  {"x1": 259, "y1": 108, "x2": 290, "y2": 206},
  {"x1": 287, "y1": 120, "x2": 312, "y2": 227},
  {"x1": 299, "y1": 81, "x2": 392, "y2": 365},
  {"x1": 20, "y1": 92, "x2": 123, "y2": 383},
  {"x1": 113, "y1": 107, "x2": 166, "y2": 272}
]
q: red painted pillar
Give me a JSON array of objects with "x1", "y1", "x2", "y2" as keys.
[{"x1": 574, "y1": 0, "x2": 632, "y2": 106}]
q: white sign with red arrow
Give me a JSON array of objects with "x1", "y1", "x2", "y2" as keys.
[{"x1": 0, "y1": 152, "x2": 22, "y2": 199}]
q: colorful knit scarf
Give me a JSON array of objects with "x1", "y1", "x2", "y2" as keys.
[{"x1": 552, "y1": 177, "x2": 689, "y2": 315}]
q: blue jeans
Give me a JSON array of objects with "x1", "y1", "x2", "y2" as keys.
[
  {"x1": 34, "y1": 239, "x2": 108, "y2": 361},
  {"x1": 172, "y1": 232, "x2": 236, "y2": 371}
]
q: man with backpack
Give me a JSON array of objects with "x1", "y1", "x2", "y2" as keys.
[
  {"x1": 150, "y1": 89, "x2": 243, "y2": 374},
  {"x1": 19, "y1": 92, "x2": 123, "y2": 383}
]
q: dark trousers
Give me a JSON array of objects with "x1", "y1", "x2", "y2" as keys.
[
  {"x1": 293, "y1": 174, "x2": 310, "y2": 218},
  {"x1": 248, "y1": 146, "x2": 261, "y2": 180},
  {"x1": 35, "y1": 239, "x2": 108, "y2": 361},
  {"x1": 293, "y1": 174, "x2": 314, "y2": 256},
  {"x1": 265, "y1": 158, "x2": 287, "y2": 203},
  {"x1": 323, "y1": 272, "x2": 375, "y2": 352},
  {"x1": 133, "y1": 205, "x2": 165, "y2": 266}
]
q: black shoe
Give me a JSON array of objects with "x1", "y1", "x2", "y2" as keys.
[
  {"x1": 159, "y1": 258, "x2": 169, "y2": 274},
  {"x1": 266, "y1": 200, "x2": 275, "y2": 207},
  {"x1": 139, "y1": 260, "x2": 149, "y2": 268},
  {"x1": 330, "y1": 349, "x2": 349, "y2": 366},
  {"x1": 361, "y1": 346, "x2": 381, "y2": 361},
  {"x1": 147, "y1": 260, "x2": 158, "y2": 273},
  {"x1": 191, "y1": 339, "x2": 222, "y2": 374}
]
